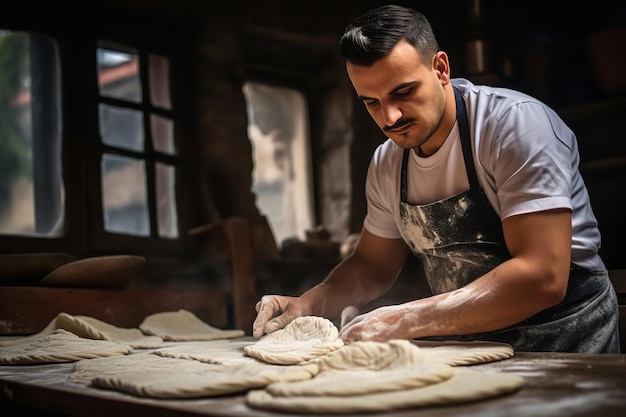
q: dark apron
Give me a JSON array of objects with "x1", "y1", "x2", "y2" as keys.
[{"x1": 397, "y1": 87, "x2": 620, "y2": 353}]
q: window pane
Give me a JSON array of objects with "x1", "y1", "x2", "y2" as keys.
[
  {"x1": 156, "y1": 162, "x2": 178, "y2": 238},
  {"x1": 149, "y1": 54, "x2": 171, "y2": 110},
  {"x1": 151, "y1": 114, "x2": 176, "y2": 155},
  {"x1": 99, "y1": 104, "x2": 144, "y2": 152},
  {"x1": 97, "y1": 48, "x2": 141, "y2": 103},
  {"x1": 101, "y1": 154, "x2": 149, "y2": 236},
  {"x1": 0, "y1": 31, "x2": 64, "y2": 236},
  {"x1": 243, "y1": 82, "x2": 314, "y2": 243}
]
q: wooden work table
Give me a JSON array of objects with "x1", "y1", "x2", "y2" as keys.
[{"x1": 0, "y1": 343, "x2": 625, "y2": 417}]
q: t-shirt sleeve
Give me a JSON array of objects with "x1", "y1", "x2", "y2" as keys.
[
  {"x1": 362, "y1": 143, "x2": 403, "y2": 239},
  {"x1": 487, "y1": 101, "x2": 573, "y2": 219}
]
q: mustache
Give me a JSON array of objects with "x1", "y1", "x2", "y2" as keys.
[{"x1": 383, "y1": 118, "x2": 416, "y2": 132}]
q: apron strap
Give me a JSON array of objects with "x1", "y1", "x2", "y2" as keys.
[
  {"x1": 401, "y1": 149, "x2": 409, "y2": 202},
  {"x1": 454, "y1": 87, "x2": 479, "y2": 189}
]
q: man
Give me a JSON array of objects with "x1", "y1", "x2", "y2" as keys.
[{"x1": 252, "y1": 5, "x2": 620, "y2": 353}]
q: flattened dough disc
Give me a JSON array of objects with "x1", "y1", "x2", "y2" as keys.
[
  {"x1": 139, "y1": 309, "x2": 244, "y2": 341},
  {"x1": 0, "y1": 312, "x2": 162, "y2": 349},
  {"x1": 247, "y1": 367, "x2": 524, "y2": 414},
  {"x1": 90, "y1": 358, "x2": 319, "y2": 398},
  {"x1": 412, "y1": 340, "x2": 514, "y2": 365},
  {"x1": 0, "y1": 329, "x2": 132, "y2": 365},
  {"x1": 266, "y1": 340, "x2": 454, "y2": 397}
]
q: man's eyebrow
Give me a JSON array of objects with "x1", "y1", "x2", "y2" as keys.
[
  {"x1": 357, "y1": 81, "x2": 416, "y2": 101},
  {"x1": 389, "y1": 81, "x2": 415, "y2": 94}
]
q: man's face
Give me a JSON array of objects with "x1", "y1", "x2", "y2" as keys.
[{"x1": 346, "y1": 40, "x2": 447, "y2": 151}]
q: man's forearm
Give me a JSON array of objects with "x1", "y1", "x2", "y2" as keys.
[{"x1": 301, "y1": 255, "x2": 398, "y2": 318}]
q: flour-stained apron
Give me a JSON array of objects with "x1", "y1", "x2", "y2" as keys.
[{"x1": 397, "y1": 87, "x2": 620, "y2": 353}]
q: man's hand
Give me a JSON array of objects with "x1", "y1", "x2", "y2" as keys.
[
  {"x1": 252, "y1": 295, "x2": 311, "y2": 338},
  {"x1": 338, "y1": 304, "x2": 410, "y2": 343}
]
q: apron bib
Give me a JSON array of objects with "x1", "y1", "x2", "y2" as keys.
[{"x1": 397, "y1": 87, "x2": 620, "y2": 353}]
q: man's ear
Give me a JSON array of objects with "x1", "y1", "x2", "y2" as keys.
[{"x1": 433, "y1": 51, "x2": 450, "y2": 84}]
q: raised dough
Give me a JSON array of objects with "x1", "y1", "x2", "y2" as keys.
[
  {"x1": 244, "y1": 316, "x2": 344, "y2": 365},
  {"x1": 0, "y1": 329, "x2": 132, "y2": 365},
  {"x1": 139, "y1": 309, "x2": 244, "y2": 341},
  {"x1": 0, "y1": 312, "x2": 163, "y2": 349},
  {"x1": 313, "y1": 339, "x2": 426, "y2": 371},
  {"x1": 265, "y1": 340, "x2": 454, "y2": 397},
  {"x1": 247, "y1": 367, "x2": 524, "y2": 413}
]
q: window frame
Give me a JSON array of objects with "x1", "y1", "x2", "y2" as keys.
[{"x1": 0, "y1": 5, "x2": 198, "y2": 258}]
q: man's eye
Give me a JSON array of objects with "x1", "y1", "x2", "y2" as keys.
[{"x1": 396, "y1": 88, "x2": 411, "y2": 97}]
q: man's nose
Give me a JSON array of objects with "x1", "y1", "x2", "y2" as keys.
[{"x1": 381, "y1": 103, "x2": 402, "y2": 128}]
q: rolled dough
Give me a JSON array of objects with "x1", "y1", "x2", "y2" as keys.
[
  {"x1": 0, "y1": 312, "x2": 163, "y2": 349},
  {"x1": 139, "y1": 309, "x2": 245, "y2": 341},
  {"x1": 412, "y1": 340, "x2": 514, "y2": 365},
  {"x1": 265, "y1": 340, "x2": 454, "y2": 397},
  {"x1": 247, "y1": 367, "x2": 524, "y2": 413},
  {"x1": 89, "y1": 357, "x2": 319, "y2": 398},
  {"x1": 313, "y1": 339, "x2": 426, "y2": 371},
  {"x1": 244, "y1": 316, "x2": 344, "y2": 365},
  {"x1": 153, "y1": 339, "x2": 261, "y2": 365},
  {"x1": 70, "y1": 352, "x2": 195, "y2": 384},
  {"x1": 0, "y1": 329, "x2": 132, "y2": 365}
]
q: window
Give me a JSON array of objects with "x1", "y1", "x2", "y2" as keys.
[
  {"x1": 0, "y1": 31, "x2": 63, "y2": 237},
  {"x1": 243, "y1": 81, "x2": 314, "y2": 243},
  {"x1": 0, "y1": 8, "x2": 193, "y2": 257},
  {"x1": 96, "y1": 45, "x2": 179, "y2": 239}
]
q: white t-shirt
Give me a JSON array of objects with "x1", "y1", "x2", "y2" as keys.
[{"x1": 363, "y1": 78, "x2": 605, "y2": 271}]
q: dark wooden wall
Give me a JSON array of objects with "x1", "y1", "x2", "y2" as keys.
[
  {"x1": 5, "y1": 0, "x2": 626, "y2": 275},
  {"x1": 1, "y1": 0, "x2": 624, "y2": 333},
  {"x1": 185, "y1": 0, "x2": 626, "y2": 265}
]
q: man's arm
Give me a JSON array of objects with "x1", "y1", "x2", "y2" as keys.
[
  {"x1": 339, "y1": 209, "x2": 572, "y2": 342},
  {"x1": 302, "y1": 228, "x2": 411, "y2": 317},
  {"x1": 252, "y1": 228, "x2": 409, "y2": 337}
]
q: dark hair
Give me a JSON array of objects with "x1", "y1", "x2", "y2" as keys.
[{"x1": 339, "y1": 4, "x2": 439, "y2": 66}]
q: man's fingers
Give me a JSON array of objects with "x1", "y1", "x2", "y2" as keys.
[
  {"x1": 251, "y1": 295, "x2": 302, "y2": 338},
  {"x1": 252, "y1": 315, "x2": 266, "y2": 339},
  {"x1": 264, "y1": 315, "x2": 291, "y2": 335},
  {"x1": 252, "y1": 297, "x2": 278, "y2": 338},
  {"x1": 252, "y1": 313, "x2": 288, "y2": 338}
]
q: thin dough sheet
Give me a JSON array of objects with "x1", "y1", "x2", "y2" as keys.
[
  {"x1": 412, "y1": 340, "x2": 514, "y2": 365},
  {"x1": 267, "y1": 340, "x2": 454, "y2": 397},
  {"x1": 0, "y1": 312, "x2": 162, "y2": 349},
  {"x1": 0, "y1": 329, "x2": 132, "y2": 365},
  {"x1": 90, "y1": 360, "x2": 319, "y2": 398},
  {"x1": 139, "y1": 309, "x2": 245, "y2": 341},
  {"x1": 153, "y1": 339, "x2": 260, "y2": 365},
  {"x1": 247, "y1": 367, "x2": 524, "y2": 414}
]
